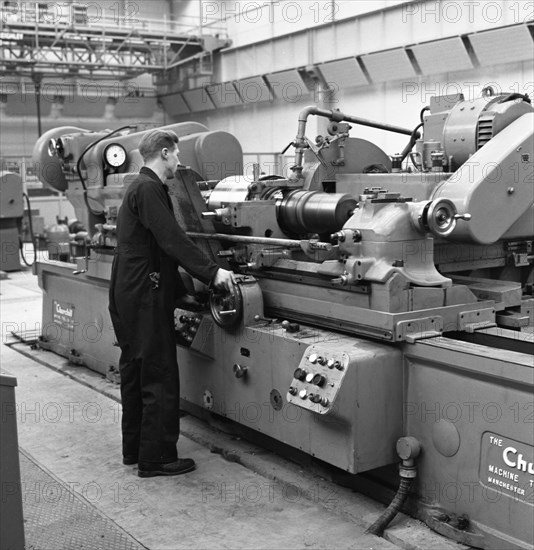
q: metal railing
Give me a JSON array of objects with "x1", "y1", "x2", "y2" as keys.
[{"x1": 0, "y1": 2, "x2": 227, "y2": 38}]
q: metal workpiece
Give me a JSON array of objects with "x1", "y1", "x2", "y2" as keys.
[
  {"x1": 206, "y1": 175, "x2": 253, "y2": 209},
  {"x1": 206, "y1": 173, "x2": 302, "y2": 210},
  {"x1": 205, "y1": 180, "x2": 356, "y2": 237},
  {"x1": 278, "y1": 189, "x2": 357, "y2": 235}
]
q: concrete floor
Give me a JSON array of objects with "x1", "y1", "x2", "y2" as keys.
[{"x1": 0, "y1": 266, "x2": 463, "y2": 550}]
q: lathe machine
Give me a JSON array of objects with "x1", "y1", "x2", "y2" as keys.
[{"x1": 32, "y1": 89, "x2": 533, "y2": 549}]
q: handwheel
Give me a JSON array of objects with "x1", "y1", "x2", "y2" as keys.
[{"x1": 209, "y1": 282, "x2": 243, "y2": 328}]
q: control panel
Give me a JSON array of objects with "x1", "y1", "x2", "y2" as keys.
[
  {"x1": 175, "y1": 311, "x2": 201, "y2": 346},
  {"x1": 286, "y1": 345, "x2": 349, "y2": 414}
]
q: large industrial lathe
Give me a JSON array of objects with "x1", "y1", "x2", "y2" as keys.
[{"x1": 33, "y1": 90, "x2": 533, "y2": 549}]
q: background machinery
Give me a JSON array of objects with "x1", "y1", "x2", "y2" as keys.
[
  {"x1": 33, "y1": 89, "x2": 533, "y2": 549},
  {"x1": 0, "y1": 171, "x2": 23, "y2": 271}
]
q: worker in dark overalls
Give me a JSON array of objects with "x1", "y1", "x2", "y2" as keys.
[{"x1": 109, "y1": 129, "x2": 234, "y2": 477}]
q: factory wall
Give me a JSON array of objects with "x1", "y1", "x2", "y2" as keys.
[
  {"x1": 0, "y1": 99, "x2": 164, "y2": 158},
  {"x1": 162, "y1": 0, "x2": 534, "y2": 165},
  {"x1": 1, "y1": 0, "x2": 533, "y2": 172},
  {"x1": 177, "y1": 0, "x2": 411, "y2": 47},
  {"x1": 3, "y1": 0, "x2": 173, "y2": 25},
  {"x1": 173, "y1": 59, "x2": 534, "y2": 166}
]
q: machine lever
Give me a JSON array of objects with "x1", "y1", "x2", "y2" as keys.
[
  {"x1": 254, "y1": 314, "x2": 274, "y2": 324},
  {"x1": 233, "y1": 364, "x2": 248, "y2": 378},
  {"x1": 219, "y1": 309, "x2": 237, "y2": 316},
  {"x1": 280, "y1": 141, "x2": 294, "y2": 155},
  {"x1": 281, "y1": 320, "x2": 300, "y2": 333},
  {"x1": 454, "y1": 213, "x2": 472, "y2": 221}
]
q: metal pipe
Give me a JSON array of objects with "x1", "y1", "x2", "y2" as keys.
[
  {"x1": 292, "y1": 105, "x2": 415, "y2": 174},
  {"x1": 336, "y1": 113, "x2": 414, "y2": 136},
  {"x1": 187, "y1": 232, "x2": 303, "y2": 247},
  {"x1": 186, "y1": 232, "x2": 330, "y2": 249},
  {"x1": 33, "y1": 76, "x2": 42, "y2": 137}
]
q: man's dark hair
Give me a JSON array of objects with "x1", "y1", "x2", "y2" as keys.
[{"x1": 138, "y1": 129, "x2": 179, "y2": 162}]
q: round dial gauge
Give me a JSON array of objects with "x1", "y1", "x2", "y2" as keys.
[{"x1": 104, "y1": 143, "x2": 127, "y2": 168}]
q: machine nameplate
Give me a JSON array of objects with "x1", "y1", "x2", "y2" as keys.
[
  {"x1": 479, "y1": 432, "x2": 534, "y2": 505},
  {"x1": 52, "y1": 300, "x2": 75, "y2": 331}
]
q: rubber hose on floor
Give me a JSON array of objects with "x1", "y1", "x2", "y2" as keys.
[{"x1": 365, "y1": 477, "x2": 413, "y2": 536}]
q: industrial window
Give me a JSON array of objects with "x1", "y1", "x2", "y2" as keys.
[
  {"x1": 72, "y1": 6, "x2": 88, "y2": 25},
  {"x1": 37, "y1": 3, "x2": 48, "y2": 22}
]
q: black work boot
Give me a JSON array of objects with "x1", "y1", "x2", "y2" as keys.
[{"x1": 138, "y1": 458, "x2": 196, "y2": 477}]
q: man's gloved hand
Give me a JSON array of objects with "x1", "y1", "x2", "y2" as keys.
[{"x1": 212, "y1": 268, "x2": 236, "y2": 292}]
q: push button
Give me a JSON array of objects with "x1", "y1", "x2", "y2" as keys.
[{"x1": 294, "y1": 368, "x2": 307, "y2": 381}]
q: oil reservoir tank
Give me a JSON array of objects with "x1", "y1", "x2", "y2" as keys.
[{"x1": 45, "y1": 217, "x2": 70, "y2": 261}]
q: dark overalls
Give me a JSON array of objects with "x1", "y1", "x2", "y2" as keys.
[{"x1": 109, "y1": 167, "x2": 218, "y2": 463}]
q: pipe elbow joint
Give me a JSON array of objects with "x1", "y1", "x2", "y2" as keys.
[
  {"x1": 298, "y1": 105, "x2": 319, "y2": 122},
  {"x1": 396, "y1": 436, "x2": 421, "y2": 460},
  {"x1": 397, "y1": 436, "x2": 421, "y2": 478}
]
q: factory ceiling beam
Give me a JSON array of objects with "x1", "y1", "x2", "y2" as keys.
[{"x1": 0, "y1": 13, "x2": 229, "y2": 81}]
